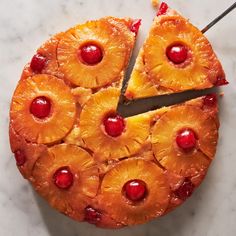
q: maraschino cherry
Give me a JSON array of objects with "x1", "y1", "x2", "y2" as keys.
[
  {"x1": 174, "y1": 178, "x2": 195, "y2": 200},
  {"x1": 103, "y1": 114, "x2": 125, "y2": 137},
  {"x1": 166, "y1": 44, "x2": 188, "y2": 64},
  {"x1": 214, "y1": 77, "x2": 229, "y2": 86},
  {"x1": 176, "y1": 128, "x2": 197, "y2": 151},
  {"x1": 130, "y1": 19, "x2": 142, "y2": 35},
  {"x1": 203, "y1": 94, "x2": 217, "y2": 107},
  {"x1": 84, "y1": 206, "x2": 102, "y2": 224},
  {"x1": 80, "y1": 44, "x2": 103, "y2": 65},
  {"x1": 123, "y1": 179, "x2": 147, "y2": 202},
  {"x1": 30, "y1": 96, "x2": 51, "y2": 119},
  {"x1": 157, "y1": 2, "x2": 169, "y2": 16},
  {"x1": 14, "y1": 150, "x2": 26, "y2": 166},
  {"x1": 53, "y1": 167, "x2": 74, "y2": 189},
  {"x1": 30, "y1": 54, "x2": 47, "y2": 73}
]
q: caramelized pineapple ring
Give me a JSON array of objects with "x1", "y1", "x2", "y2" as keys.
[
  {"x1": 125, "y1": 48, "x2": 173, "y2": 100},
  {"x1": 80, "y1": 88, "x2": 150, "y2": 161},
  {"x1": 36, "y1": 33, "x2": 64, "y2": 77},
  {"x1": 21, "y1": 33, "x2": 64, "y2": 80},
  {"x1": 98, "y1": 158, "x2": 170, "y2": 225},
  {"x1": 151, "y1": 105, "x2": 218, "y2": 177},
  {"x1": 144, "y1": 15, "x2": 225, "y2": 91},
  {"x1": 9, "y1": 125, "x2": 46, "y2": 179},
  {"x1": 32, "y1": 144, "x2": 99, "y2": 221},
  {"x1": 57, "y1": 18, "x2": 130, "y2": 88},
  {"x1": 105, "y1": 17, "x2": 136, "y2": 65},
  {"x1": 10, "y1": 74, "x2": 76, "y2": 144}
]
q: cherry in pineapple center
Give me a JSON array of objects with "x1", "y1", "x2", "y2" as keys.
[
  {"x1": 123, "y1": 179, "x2": 147, "y2": 202},
  {"x1": 30, "y1": 96, "x2": 51, "y2": 119},
  {"x1": 79, "y1": 44, "x2": 103, "y2": 65},
  {"x1": 53, "y1": 167, "x2": 74, "y2": 189},
  {"x1": 103, "y1": 113, "x2": 125, "y2": 137}
]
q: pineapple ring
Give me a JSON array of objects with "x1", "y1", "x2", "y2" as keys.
[
  {"x1": 105, "y1": 17, "x2": 135, "y2": 65},
  {"x1": 21, "y1": 33, "x2": 64, "y2": 81},
  {"x1": 151, "y1": 105, "x2": 218, "y2": 177},
  {"x1": 98, "y1": 158, "x2": 170, "y2": 225},
  {"x1": 125, "y1": 48, "x2": 173, "y2": 100},
  {"x1": 36, "y1": 33, "x2": 65, "y2": 78},
  {"x1": 144, "y1": 15, "x2": 225, "y2": 91},
  {"x1": 9, "y1": 125, "x2": 46, "y2": 179},
  {"x1": 32, "y1": 144, "x2": 99, "y2": 221},
  {"x1": 10, "y1": 74, "x2": 76, "y2": 144},
  {"x1": 80, "y1": 88, "x2": 151, "y2": 161},
  {"x1": 57, "y1": 19, "x2": 128, "y2": 88}
]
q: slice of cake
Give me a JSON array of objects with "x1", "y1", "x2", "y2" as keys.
[{"x1": 125, "y1": 2, "x2": 227, "y2": 100}]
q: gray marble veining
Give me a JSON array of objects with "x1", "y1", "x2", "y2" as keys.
[{"x1": 0, "y1": 0, "x2": 236, "y2": 235}]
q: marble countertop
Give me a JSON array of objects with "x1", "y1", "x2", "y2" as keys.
[{"x1": 0, "y1": 0, "x2": 236, "y2": 235}]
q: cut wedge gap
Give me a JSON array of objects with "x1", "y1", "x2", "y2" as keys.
[{"x1": 117, "y1": 87, "x2": 218, "y2": 118}]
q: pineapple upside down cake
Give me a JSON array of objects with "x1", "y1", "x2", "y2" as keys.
[{"x1": 9, "y1": 3, "x2": 228, "y2": 228}]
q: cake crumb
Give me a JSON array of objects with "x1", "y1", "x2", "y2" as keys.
[
  {"x1": 151, "y1": 0, "x2": 159, "y2": 8},
  {"x1": 219, "y1": 92, "x2": 224, "y2": 97}
]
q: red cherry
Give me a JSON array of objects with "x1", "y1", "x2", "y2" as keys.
[
  {"x1": 80, "y1": 44, "x2": 103, "y2": 65},
  {"x1": 103, "y1": 114, "x2": 125, "y2": 137},
  {"x1": 157, "y1": 2, "x2": 169, "y2": 16},
  {"x1": 174, "y1": 179, "x2": 195, "y2": 200},
  {"x1": 130, "y1": 19, "x2": 142, "y2": 35},
  {"x1": 53, "y1": 167, "x2": 74, "y2": 189},
  {"x1": 14, "y1": 150, "x2": 26, "y2": 166},
  {"x1": 166, "y1": 44, "x2": 188, "y2": 64},
  {"x1": 214, "y1": 77, "x2": 229, "y2": 86},
  {"x1": 30, "y1": 96, "x2": 51, "y2": 119},
  {"x1": 123, "y1": 179, "x2": 147, "y2": 202},
  {"x1": 176, "y1": 128, "x2": 197, "y2": 151},
  {"x1": 203, "y1": 94, "x2": 217, "y2": 107},
  {"x1": 84, "y1": 206, "x2": 102, "y2": 224},
  {"x1": 30, "y1": 54, "x2": 47, "y2": 73}
]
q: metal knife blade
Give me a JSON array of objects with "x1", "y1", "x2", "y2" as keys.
[{"x1": 116, "y1": 87, "x2": 217, "y2": 118}]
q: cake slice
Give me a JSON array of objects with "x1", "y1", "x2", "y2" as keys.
[{"x1": 125, "y1": 2, "x2": 227, "y2": 100}]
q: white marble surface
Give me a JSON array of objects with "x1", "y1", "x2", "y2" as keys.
[{"x1": 0, "y1": 0, "x2": 236, "y2": 235}]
